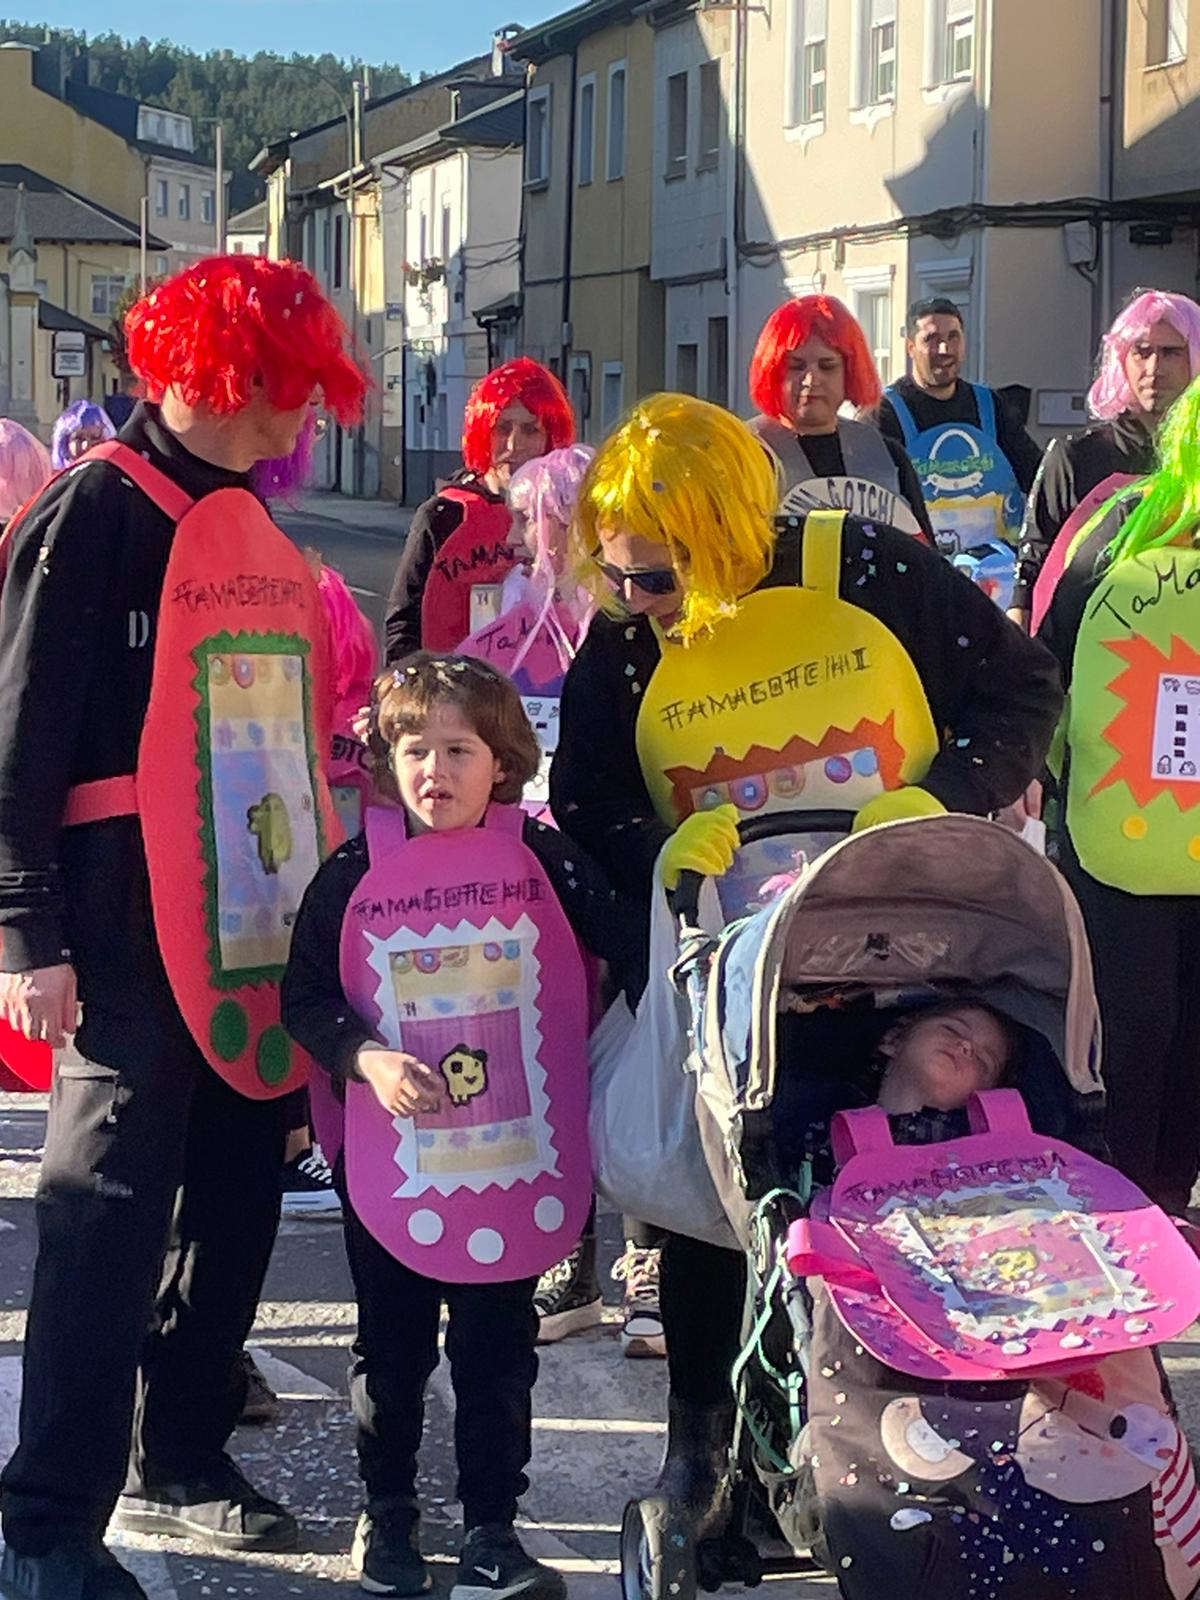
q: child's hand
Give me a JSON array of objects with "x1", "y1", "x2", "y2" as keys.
[{"x1": 355, "y1": 1046, "x2": 445, "y2": 1117}]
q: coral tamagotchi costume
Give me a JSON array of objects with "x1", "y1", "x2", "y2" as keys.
[
  {"x1": 338, "y1": 802, "x2": 591, "y2": 1282},
  {"x1": 58, "y1": 442, "x2": 338, "y2": 1098},
  {"x1": 420, "y1": 493, "x2": 519, "y2": 651}
]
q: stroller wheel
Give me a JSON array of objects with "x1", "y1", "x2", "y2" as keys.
[{"x1": 621, "y1": 1496, "x2": 697, "y2": 1600}]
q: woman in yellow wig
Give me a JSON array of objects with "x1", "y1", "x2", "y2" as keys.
[{"x1": 550, "y1": 392, "x2": 1061, "y2": 1597}]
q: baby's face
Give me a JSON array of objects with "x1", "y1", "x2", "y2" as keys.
[{"x1": 890, "y1": 1006, "x2": 1009, "y2": 1111}]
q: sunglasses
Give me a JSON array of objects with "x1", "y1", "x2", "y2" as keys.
[{"x1": 592, "y1": 555, "x2": 678, "y2": 597}]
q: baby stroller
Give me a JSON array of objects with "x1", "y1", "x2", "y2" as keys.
[{"x1": 620, "y1": 811, "x2": 1200, "y2": 1600}]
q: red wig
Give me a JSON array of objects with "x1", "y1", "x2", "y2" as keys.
[
  {"x1": 125, "y1": 254, "x2": 367, "y2": 424},
  {"x1": 461, "y1": 357, "x2": 575, "y2": 476},
  {"x1": 749, "y1": 294, "x2": 883, "y2": 419}
]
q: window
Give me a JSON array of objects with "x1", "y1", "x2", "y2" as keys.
[
  {"x1": 90, "y1": 274, "x2": 127, "y2": 316},
  {"x1": 699, "y1": 61, "x2": 721, "y2": 167},
  {"x1": 601, "y1": 362, "x2": 624, "y2": 432},
  {"x1": 334, "y1": 212, "x2": 344, "y2": 289},
  {"x1": 526, "y1": 85, "x2": 551, "y2": 184},
  {"x1": 1147, "y1": 0, "x2": 1188, "y2": 64},
  {"x1": 569, "y1": 358, "x2": 590, "y2": 426},
  {"x1": 945, "y1": 3, "x2": 974, "y2": 79},
  {"x1": 418, "y1": 210, "x2": 428, "y2": 266},
  {"x1": 232, "y1": 241, "x2": 244, "y2": 254},
  {"x1": 440, "y1": 201, "x2": 451, "y2": 268},
  {"x1": 706, "y1": 316, "x2": 729, "y2": 405},
  {"x1": 578, "y1": 75, "x2": 596, "y2": 184},
  {"x1": 607, "y1": 63, "x2": 627, "y2": 181},
  {"x1": 436, "y1": 392, "x2": 449, "y2": 449},
  {"x1": 676, "y1": 342, "x2": 699, "y2": 394},
  {"x1": 857, "y1": 289, "x2": 893, "y2": 384},
  {"x1": 154, "y1": 178, "x2": 168, "y2": 217},
  {"x1": 178, "y1": 183, "x2": 190, "y2": 221},
  {"x1": 202, "y1": 190, "x2": 215, "y2": 225},
  {"x1": 870, "y1": 13, "x2": 897, "y2": 103},
  {"x1": 322, "y1": 214, "x2": 332, "y2": 279},
  {"x1": 666, "y1": 71, "x2": 689, "y2": 178},
  {"x1": 789, "y1": 0, "x2": 828, "y2": 124}
]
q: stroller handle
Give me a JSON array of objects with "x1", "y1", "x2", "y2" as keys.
[{"x1": 667, "y1": 808, "x2": 857, "y2": 922}]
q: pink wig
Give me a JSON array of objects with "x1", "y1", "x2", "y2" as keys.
[
  {"x1": 251, "y1": 408, "x2": 318, "y2": 502},
  {"x1": 506, "y1": 444, "x2": 596, "y2": 672},
  {"x1": 316, "y1": 561, "x2": 379, "y2": 728},
  {"x1": 1088, "y1": 289, "x2": 1200, "y2": 420},
  {"x1": 0, "y1": 420, "x2": 51, "y2": 521}
]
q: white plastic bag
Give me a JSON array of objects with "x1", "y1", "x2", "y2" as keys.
[{"x1": 588, "y1": 867, "x2": 737, "y2": 1248}]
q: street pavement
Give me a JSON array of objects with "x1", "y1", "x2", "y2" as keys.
[
  {"x1": 272, "y1": 490, "x2": 413, "y2": 636},
  {"x1": 0, "y1": 1093, "x2": 836, "y2": 1600}
]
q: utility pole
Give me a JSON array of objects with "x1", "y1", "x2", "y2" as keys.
[
  {"x1": 139, "y1": 194, "x2": 148, "y2": 291},
  {"x1": 214, "y1": 120, "x2": 225, "y2": 251}
]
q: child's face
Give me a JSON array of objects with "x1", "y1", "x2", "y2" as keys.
[
  {"x1": 884, "y1": 1006, "x2": 1009, "y2": 1112},
  {"x1": 391, "y1": 702, "x2": 504, "y2": 834}
]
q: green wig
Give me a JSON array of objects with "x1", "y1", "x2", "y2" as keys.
[{"x1": 1107, "y1": 373, "x2": 1200, "y2": 564}]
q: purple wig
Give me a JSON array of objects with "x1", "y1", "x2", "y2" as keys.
[
  {"x1": 51, "y1": 400, "x2": 116, "y2": 470},
  {"x1": 250, "y1": 408, "x2": 318, "y2": 502},
  {"x1": 316, "y1": 560, "x2": 379, "y2": 731},
  {"x1": 1088, "y1": 290, "x2": 1200, "y2": 420},
  {"x1": 0, "y1": 420, "x2": 51, "y2": 521}
]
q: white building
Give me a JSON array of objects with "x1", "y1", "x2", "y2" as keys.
[
  {"x1": 381, "y1": 90, "x2": 524, "y2": 502},
  {"x1": 226, "y1": 201, "x2": 267, "y2": 257}
]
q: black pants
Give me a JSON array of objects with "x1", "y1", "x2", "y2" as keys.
[
  {"x1": 1061, "y1": 837, "x2": 1200, "y2": 1211},
  {"x1": 341, "y1": 1196, "x2": 537, "y2": 1530},
  {"x1": 0, "y1": 1010, "x2": 287, "y2": 1552},
  {"x1": 659, "y1": 1233, "x2": 746, "y2": 1407}
]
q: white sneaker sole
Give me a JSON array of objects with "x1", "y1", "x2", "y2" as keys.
[
  {"x1": 450, "y1": 1577, "x2": 564, "y2": 1600},
  {"x1": 535, "y1": 1298, "x2": 603, "y2": 1343},
  {"x1": 622, "y1": 1329, "x2": 667, "y2": 1359}
]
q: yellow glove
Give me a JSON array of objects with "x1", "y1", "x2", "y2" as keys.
[
  {"x1": 852, "y1": 786, "x2": 947, "y2": 833},
  {"x1": 660, "y1": 804, "x2": 740, "y2": 889}
]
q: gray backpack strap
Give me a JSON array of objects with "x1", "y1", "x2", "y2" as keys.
[
  {"x1": 835, "y1": 417, "x2": 901, "y2": 493},
  {"x1": 746, "y1": 414, "x2": 815, "y2": 492}
]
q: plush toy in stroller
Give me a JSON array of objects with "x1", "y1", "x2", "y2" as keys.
[{"x1": 616, "y1": 812, "x2": 1200, "y2": 1600}]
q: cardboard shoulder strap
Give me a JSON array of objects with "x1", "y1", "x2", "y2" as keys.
[
  {"x1": 83, "y1": 440, "x2": 196, "y2": 522},
  {"x1": 801, "y1": 508, "x2": 846, "y2": 598}
]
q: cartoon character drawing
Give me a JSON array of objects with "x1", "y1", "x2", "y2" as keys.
[
  {"x1": 439, "y1": 1045, "x2": 489, "y2": 1107},
  {"x1": 246, "y1": 792, "x2": 293, "y2": 874},
  {"x1": 987, "y1": 1246, "x2": 1040, "y2": 1287}
]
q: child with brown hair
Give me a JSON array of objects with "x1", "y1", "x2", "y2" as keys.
[{"x1": 282, "y1": 652, "x2": 633, "y2": 1600}]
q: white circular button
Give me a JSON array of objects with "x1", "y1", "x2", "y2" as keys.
[
  {"x1": 408, "y1": 1209, "x2": 444, "y2": 1245},
  {"x1": 466, "y1": 1227, "x2": 505, "y2": 1265},
  {"x1": 533, "y1": 1195, "x2": 565, "y2": 1233}
]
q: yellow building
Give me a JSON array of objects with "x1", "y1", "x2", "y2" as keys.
[{"x1": 511, "y1": 0, "x2": 665, "y2": 442}]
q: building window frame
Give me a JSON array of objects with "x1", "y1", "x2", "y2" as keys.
[
  {"x1": 91, "y1": 273, "x2": 128, "y2": 317},
  {"x1": 852, "y1": 0, "x2": 898, "y2": 114},
  {"x1": 869, "y1": 17, "x2": 897, "y2": 103},
  {"x1": 201, "y1": 189, "x2": 215, "y2": 226},
  {"x1": 600, "y1": 360, "x2": 624, "y2": 431},
  {"x1": 525, "y1": 83, "x2": 552, "y2": 187},
  {"x1": 178, "y1": 182, "x2": 191, "y2": 221},
  {"x1": 577, "y1": 72, "x2": 597, "y2": 185},
  {"x1": 706, "y1": 315, "x2": 729, "y2": 406},
  {"x1": 675, "y1": 341, "x2": 699, "y2": 394},
  {"x1": 154, "y1": 177, "x2": 169, "y2": 217},
  {"x1": 666, "y1": 69, "x2": 689, "y2": 180},
  {"x1": 925, "y1": 0, "x2": 975, "y2": 86},
  {"x1": 1146, "y1": 0, "x2": 1189, "y2": 65},
  {"x1": 607, "y1": 61, "x2": 627, "y2": 182},
  {"x1": 698, "y1": 59, "x2": 722, "y2": 170},
  {"x1": 845, "y1": 266, "x2": 896, "y2": 386},
  {"x1": 787, "y1": 0, "x2": 829, "y2": 128}
]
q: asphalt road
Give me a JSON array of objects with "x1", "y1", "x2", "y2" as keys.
[{"x1": 273, "y1": 499, "x2": 411, "y2": 639}]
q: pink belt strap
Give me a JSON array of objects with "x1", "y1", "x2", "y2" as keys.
[{"x1": 63, "y1": 775, "x2": 139, "y2": 827}]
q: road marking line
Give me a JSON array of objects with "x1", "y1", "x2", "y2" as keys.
[{"x1": 247, "y1": 1348, "x2": 338, "y2": 1400}]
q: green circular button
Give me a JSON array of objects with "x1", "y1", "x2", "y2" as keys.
[
  {"x1": 210, "y1": 999, "x2": 249, "y2": 1063},
  {"x1": 256, "y1": 1024, "x2": 293, "y2": 1087}
]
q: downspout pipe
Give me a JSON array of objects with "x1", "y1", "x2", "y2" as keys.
[{"x1": 560, "y1": 47, "x2": 579, "y2": 381}]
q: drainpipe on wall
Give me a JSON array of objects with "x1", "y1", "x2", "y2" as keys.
[
  {"x1": 559, "y1": 47, "x2": 579, "y2": 382},
  {"x1": 727, "y1": 0, "x2": 746, "y2": 412},
  {"x1": 1098, "y1": 0, "x2": 1117, "y2": 342},
  {"x1": 973, "y1": 0, "x2": 991, "y2": 381}
]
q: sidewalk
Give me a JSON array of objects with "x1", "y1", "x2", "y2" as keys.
[{"x1": 289, "y1": 489, "x2": 413, "y2": 536}]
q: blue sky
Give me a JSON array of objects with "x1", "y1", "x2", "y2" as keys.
[{"x1": 9, "y1": 3, "x2": 562, "y2": 75}]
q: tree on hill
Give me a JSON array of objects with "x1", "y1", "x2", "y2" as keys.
[{"x1": 0, "y1": 19, "x2": 412, "y2": 208}]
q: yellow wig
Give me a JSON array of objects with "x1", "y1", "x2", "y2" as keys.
[{"x1": 572, "y1": 392, "x2": 779, "y2": 642}]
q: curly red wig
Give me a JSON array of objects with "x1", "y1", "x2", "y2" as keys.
[
  {"x1": 749, "y1": 294, "x2": 883, "y2": 420},
  {"x1": 125, "y1": 254, "x2": 367, "y2": 424},
  {"x1": 461, "y1": 357, "x2": 575, "y2": 475}
]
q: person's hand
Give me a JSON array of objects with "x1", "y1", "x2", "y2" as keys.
[
  {"x1": 997, "y1": 779, "x2": 1043, "y2": 834},
  {"x1": 0, "y1": 963, "x2": 78, "y2": 1047},
  {"x1": 351, "y1": 703, "x2": 372, "y2": 743},
  {"x1": 660, "y1": 804, "x2": 740, "y2": 889},
  {"x1": 355, "y1": 1045, "x2": 445, "y2": 1117},
  {"x1": 852, "y1": 786, "x2": 947, "y2": 834}
]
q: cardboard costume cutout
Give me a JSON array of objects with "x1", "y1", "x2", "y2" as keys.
[
  {"x1": 420, "y1": 492, "x2": 518, "y2": 651},
  {"x1": 748, "y1": 414, "x2": 923, "y2": 537},
  {"x1": 58, "y1": 442, "x2": 337, "y2": 1099},
  {"x1": 1030, "y1": 473, "x2": 1140, "y2": 634},
  {"x1": 338, "y1": 802, "x2": 591, "y2": 1282},
  {"x1": 634, "y1": 509, "x2": 938, "y2": 912}
]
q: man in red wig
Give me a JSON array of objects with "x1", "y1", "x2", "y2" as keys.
[
  {"x1": 0, "y1": 256, "x2": 366, "y2": 1600},
  {"x1": 384, "y1": 357, "x2": 575, "y2": 662},
  {"x1": 747, "y1": 294, "x2": 933, "y2": 541}
]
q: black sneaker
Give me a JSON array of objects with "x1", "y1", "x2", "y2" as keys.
[
  {"x1": 0, "y1": 1536, "x2": 147, "y2": 1600},
  {"x1": 613, "y1": 1244, "x2": 666, "y2": 1359},
  {"x1": 111, "y1": 1455, "x2": 298, "y2": 1552},
  {"x1": 280, "y1": 1146, "x2": 341, "y2": 1216},
  {"x1": 237, "y1": 1350, "x2": 281, "y2": 1426},
  {"x1": 350, "y1": 1510, "x2": 431, "y2": 1596},
  {"x1": 534, "y1": 1235, "x2": 602, "y2": 1344},
  {"x1": 450, "y1": 1525, "x2": 566, "y2": 1600}
]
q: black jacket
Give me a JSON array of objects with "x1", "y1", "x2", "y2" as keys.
[
  {"x1": 0, "y1": 405, "x2": 256, "y2": 1056},
  {"x1": 877, "y1": 376, "x2": 1043, "y2": 495},
  {"x1": 1013, "y1": 412, "x2": 1156, "y2": 609},
  {"x1": 550, "y1": 514, "x2": 1063, "y2": 902},
  {"x1": 281, "y1": 816, "x2": 639, "y2": 1084},
  {"x1": 384, "y1": 472, "x2": 505, "y2": 663}
]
